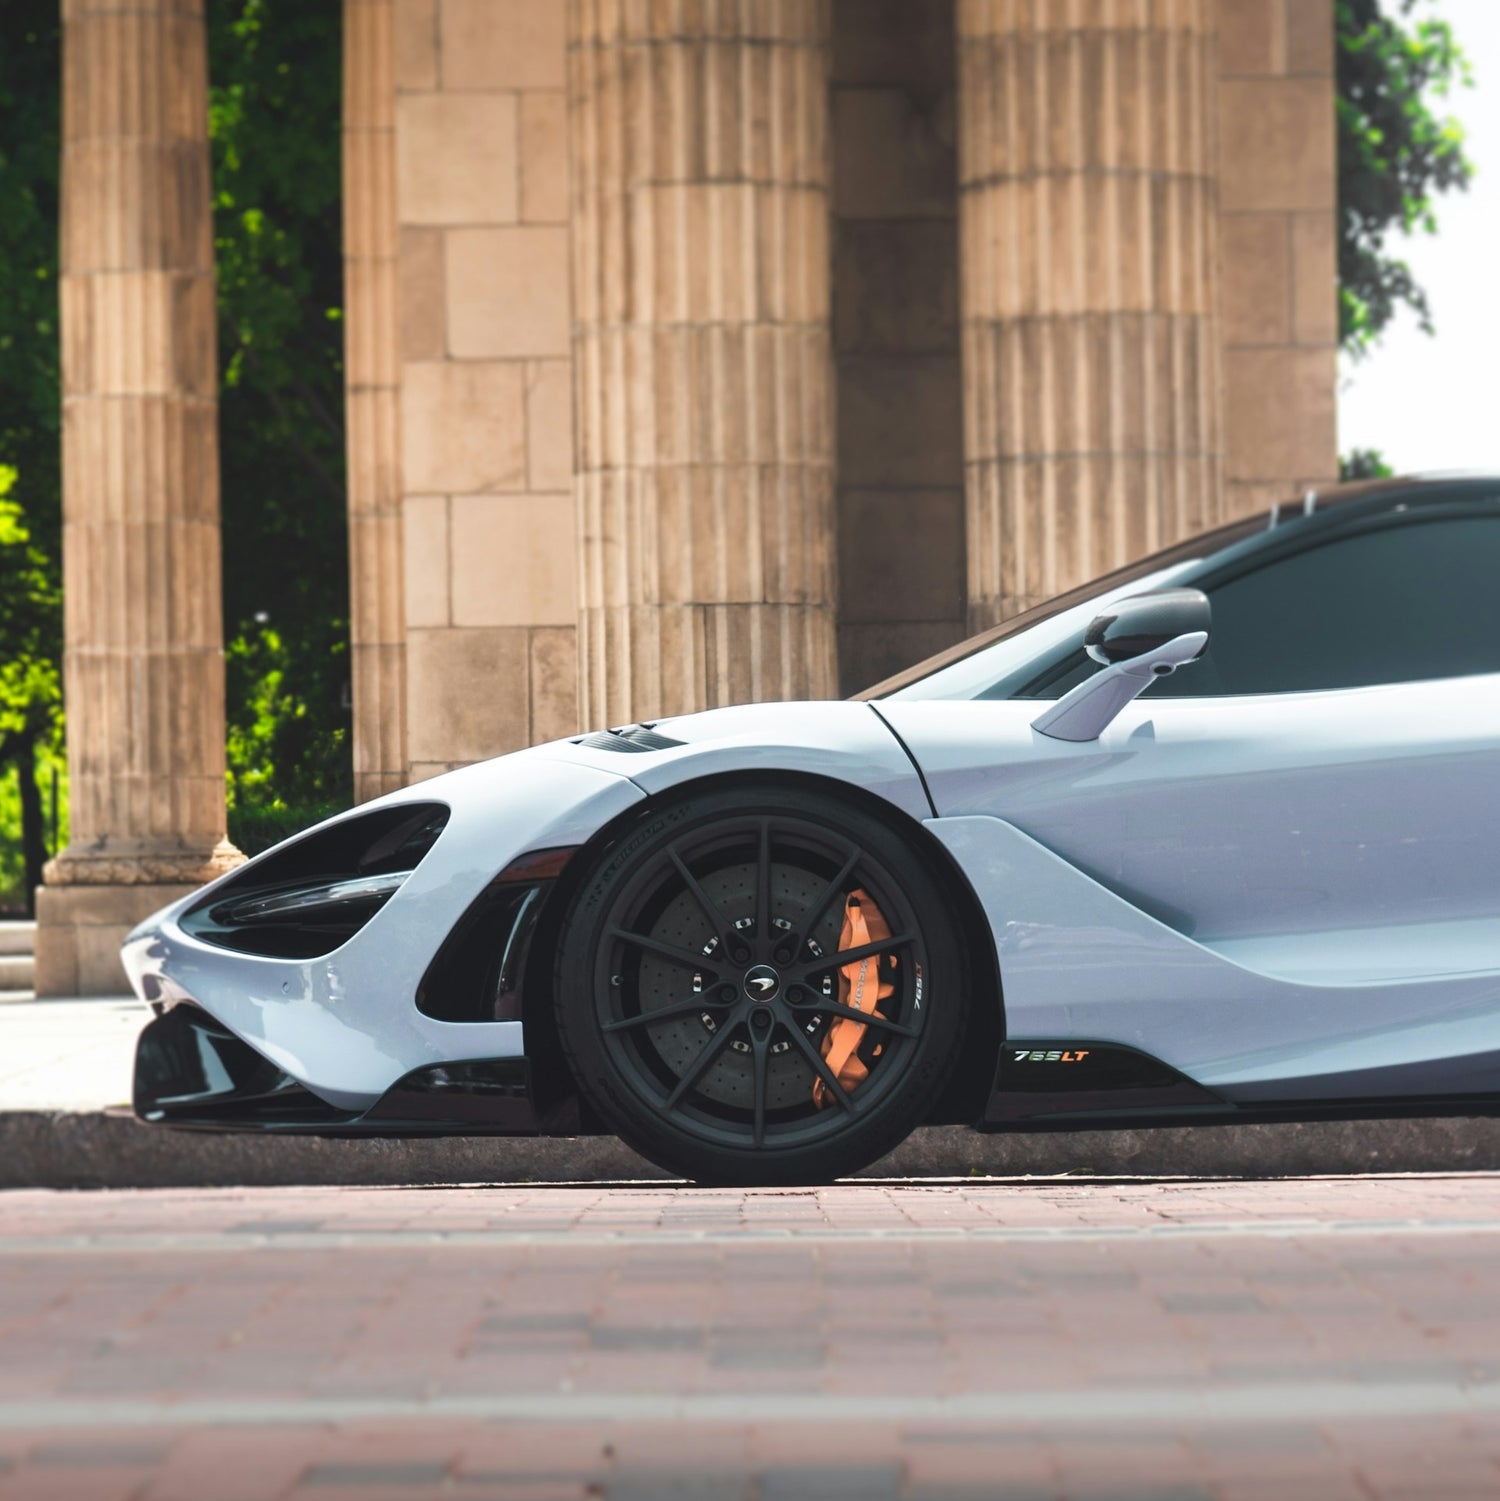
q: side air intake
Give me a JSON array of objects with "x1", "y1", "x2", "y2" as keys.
[{"x1": 180, "y1": 803, "x2": 450, "y2": 959}]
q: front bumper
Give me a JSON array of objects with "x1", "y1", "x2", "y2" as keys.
[
  {"x1": 124, "y1": 753, "x2": 643, "y2": 1112},
  {"x1": 134, "y1": 1002, "x2": 545, "y2": 1135}
]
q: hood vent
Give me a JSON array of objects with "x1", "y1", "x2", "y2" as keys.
[{"x1": 575, "y1": 724, "x2": 684, "y2": 754}]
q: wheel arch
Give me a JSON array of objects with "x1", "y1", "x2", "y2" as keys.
[{"x1": 520, "y1": 766, "x2": 1004, "y2": 1129}]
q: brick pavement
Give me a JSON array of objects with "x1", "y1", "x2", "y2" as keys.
[{"x1": 2, "y1": 1176, "x2": 1500, "y2": 1498}]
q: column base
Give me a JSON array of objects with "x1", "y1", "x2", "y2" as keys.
[{"x1": 34, "y1": 884, "x2": 197, "y2": 997}]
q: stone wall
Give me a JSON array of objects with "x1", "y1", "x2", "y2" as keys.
[
  {"x1": 393, "y1": 0, "x2": 578, "y2": 778},
  {"x1": 956, "y1": 0, "x2": 1224, "y2": 628},
  {"x1": 344, "y1": 0, "x2": 1339, "y2": 771},
  {"x1": 39, "y1": 0, "x2": 240, "y2": 995},
  {"x1": 567, "y1": 0, "x2": 840, "y2": 725},
  {"x1": 1216, "y1": 0, "x2": 1339, "y2": 518},
  {"x1": 344, "y1": 0, "x2": 407, "y2": 802},
  {"x1": 831, "y1": 0, "x2": 967, "y2": 696}
]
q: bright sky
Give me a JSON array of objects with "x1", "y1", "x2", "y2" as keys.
[{"x1": 1338, "y1": 0, "x2": 1500, "y2": 473}]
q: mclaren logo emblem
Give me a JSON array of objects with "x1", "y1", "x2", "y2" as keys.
[{"x1": 743, "y1": 965, "x2": 781, "y2": 1001}]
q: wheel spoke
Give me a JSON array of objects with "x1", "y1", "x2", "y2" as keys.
[
  {"x1": 607, "y1": 926, "x2": 721, "y2": 974},
  {"x1": 784, "y1": 1023, "x2": 857, "y2": 1114},
  {"x1": 755, "y1": 818, "x2": 772, "y2": 959},
  {"x1": 789, "y1": 847, "x2": 860, "y2": 952},
  {"x1": 667, "y1": 845, "x2": 735, "y2": 956},
  {"x1": 793, "y1": 1000, "x2": 919, "y2": 1038},
  {"x1": 663, "y1": 1021, "x2": 740, "y2": 1112},
  {"x1": 602, "y1": 994, "x2": 729, "y2": 1034},
  {"x1": 790, "y1": 931, "x2": 911, "y2": 979},
  {"x1": 750, "y1": 1033, "x2": 770, "y2": 1148}
]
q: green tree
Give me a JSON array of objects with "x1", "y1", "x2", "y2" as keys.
[
  {"x1": 0, "y1": 5, "x2": 63, "y2": 910},
  {"x1": 0, "y1": 0, "x2": 350, "y2": 903},
  {"x1": 1337, "y1": 0, "x2": 1474, "y2": 357},
  {"x1": 0, "y1": 467, "x2": 62, "y2": 907},
  {"x1": 209, "y1": 0, "x2": 351, "y2": 826},
  {"x1": 1339, "y1": 448, "x2": 1397, "y2": 480}
]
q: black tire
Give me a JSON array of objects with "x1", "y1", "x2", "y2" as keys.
[{"x1": 553, "y1": 783, "x2": 970, "y2": 1184}]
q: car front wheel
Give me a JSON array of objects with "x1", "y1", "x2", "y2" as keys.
[{"x1": 554, "y1": 784, "x2": 970, "y2": 1184}]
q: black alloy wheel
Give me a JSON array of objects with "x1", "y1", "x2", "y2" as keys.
[{"x1": 554, "y1": 784, "x2": 969, "y2": 1184}]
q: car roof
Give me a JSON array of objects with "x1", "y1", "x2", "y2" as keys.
[{"x1": 1290, "y1": 471, "x2": 1500, "y2": 523}]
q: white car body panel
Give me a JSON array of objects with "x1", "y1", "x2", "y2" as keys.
[
  {"x1": 566, "y1": 700, "x2": 935, "y2": 824},
  {"x1": 924, "y1": 816, "x2": 1500, "y2": 1099},
  {"x1": 881, "y1": 674, "x2": 1500, "y2": 1097}
]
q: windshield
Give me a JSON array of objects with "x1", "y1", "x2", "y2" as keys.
[{"x1": 860, "y1": 509, "x2": 1270, "y2": 702}]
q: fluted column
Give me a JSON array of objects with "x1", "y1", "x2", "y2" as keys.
[
  {"x1": 343, "y1": 0, "x2": 406, "y2": 799},
  {"x1": 957, "y1": 0, "x2": 1222, "y2": 629},
  {"x1": 38, "y1": 0, "x2": 239, "y2": 994},
  {"x1": 568, "y1": 0, "x2": 837, "y2": 724}
]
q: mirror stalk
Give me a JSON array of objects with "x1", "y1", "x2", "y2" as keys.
[{"x1": 1032, "y1": 631, "x2": 1209, "y2": 743}]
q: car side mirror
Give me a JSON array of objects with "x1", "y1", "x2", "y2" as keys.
[{"x1": 1032, "y1": 588, "x2": 1211, "y2": 743}]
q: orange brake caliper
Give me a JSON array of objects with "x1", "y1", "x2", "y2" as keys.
[{"x1": 813, "y1": 889, "x2": 895, "y2": 1108}]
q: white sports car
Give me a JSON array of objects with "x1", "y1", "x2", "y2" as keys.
[{"x1": 127, "y1": 474, "x2": 1500, "y2": 1183}]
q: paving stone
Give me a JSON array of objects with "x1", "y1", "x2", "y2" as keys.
[
  {"x1": 1159, "y1": 1293, "x2": 1268, "y2": 1313},
  {"x1": 301, "y1": 1463, "x2": 451, "y2": 1486},
  {"x1": 598, "y1": 1478, "x2": 752, "y2": 1501},
  {"x1": 30, "y1": 1444, "x2": 168, "y2": 1467},
  {"x1": 588, "y1": 1327, "x2": 704, "y2": 1352},
  {"x1": 760, "y1": 1464, "x2": 904, "y2": 1499}
]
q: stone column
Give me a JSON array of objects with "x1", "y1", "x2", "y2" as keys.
[
  {"x1": 343, "y1": 0, "x2": 406, "y2": 799},
  {"x1": 1217, "y1": 0, "x2": 1338, "y2": 518},
  {"x1": 956, "y1": 0, "x2": 1222, "y2": 629},
  {"x1": 37, "y1": 0, "x2": 240, "y2": 995},
  {"x1": 568, "y1": 0, "x2": 838, "y2": 725}
]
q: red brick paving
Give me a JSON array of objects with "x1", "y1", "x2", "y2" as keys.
[{"x1": 1, "y1": 1177, "x2": 1500, "y2": 1496}]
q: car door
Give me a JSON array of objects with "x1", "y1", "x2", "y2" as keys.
[{"x1": 880, "y1": 504, "x2": 1500, "y2": 1100}]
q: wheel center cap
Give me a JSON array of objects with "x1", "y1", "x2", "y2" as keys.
[{"x1": 743, "y1": 964, "x2": 781, "y2": 1002}]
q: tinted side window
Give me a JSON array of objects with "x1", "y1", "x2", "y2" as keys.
[{"x1": 1149, "y1": 515, "x2": 1500, "y2": 696}]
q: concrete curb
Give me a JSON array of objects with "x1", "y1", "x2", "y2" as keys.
[{"x1": 7, "y1": 1110, "x2": 1500, "y2": 1188}]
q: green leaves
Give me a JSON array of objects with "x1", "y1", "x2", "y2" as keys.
[
  {"x1": 0, "y1": 6, "x2": 64, "y2": 906},
  {"x1": 1339, "y1": 448, "x2": 1396, "y2": 480},
  {"x1": 209, "y1": 0, "x2": 352, "y2": 829},
  {"x1": 0, "y1": 462, "x2": 61, "y2": 743},
  {"x1": 1337, "y1": 0, "x2": 1475, "y2": 357}
]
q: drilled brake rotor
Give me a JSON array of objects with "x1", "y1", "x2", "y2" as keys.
[{"x1": 636, "y1": 861, "x2": 845, "y2": 1110}]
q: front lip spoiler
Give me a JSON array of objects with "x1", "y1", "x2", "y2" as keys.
[{"x1": 133, "y1": 1003, "x2": 573, "y2": 1137}]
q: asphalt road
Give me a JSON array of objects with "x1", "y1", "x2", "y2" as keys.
[{"x1": 3, "y1": 1176, "x2": 1500, "y2": 1499}]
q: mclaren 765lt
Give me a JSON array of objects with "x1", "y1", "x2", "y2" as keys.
[{"x1": 127, "y1": 474, "x2": 1500, "y2": 1183}]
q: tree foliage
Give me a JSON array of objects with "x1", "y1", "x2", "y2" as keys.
[
  {"x1": 1339, "y1": 448, "x2": 1397, "y2": 480},
  {"x1": 0, "y1": 1, "x2": 348, "y2": 904},
  {"x1": 0, "y1": 5, "x2": 63, "y2": 907},
  {"x1": 208, "y1": 0, "x2": 351, "y2": 821},
  {"x1": 1337, "y1": 0, "x2": 1474, "y2": 356}
]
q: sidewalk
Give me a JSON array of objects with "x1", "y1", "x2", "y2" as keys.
[
  {"x1": 0, "y1": 994, "x2": 144, "y2": 1111},
  {"x1": 8, "y1": 994, "x2": 1500, "y2": 1189}
]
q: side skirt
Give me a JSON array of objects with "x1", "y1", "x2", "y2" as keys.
[
  {"x1": 984, "y1": 1039, "x2": 1227, "y2": 1127},
  {"x1": 981, "y1": 1039, "x2": 1500, "y2": 1133}
]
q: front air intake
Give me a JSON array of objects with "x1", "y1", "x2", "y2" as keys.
[{"x1": 180, "y1": 802, "x2": 449, "y2": 959}]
